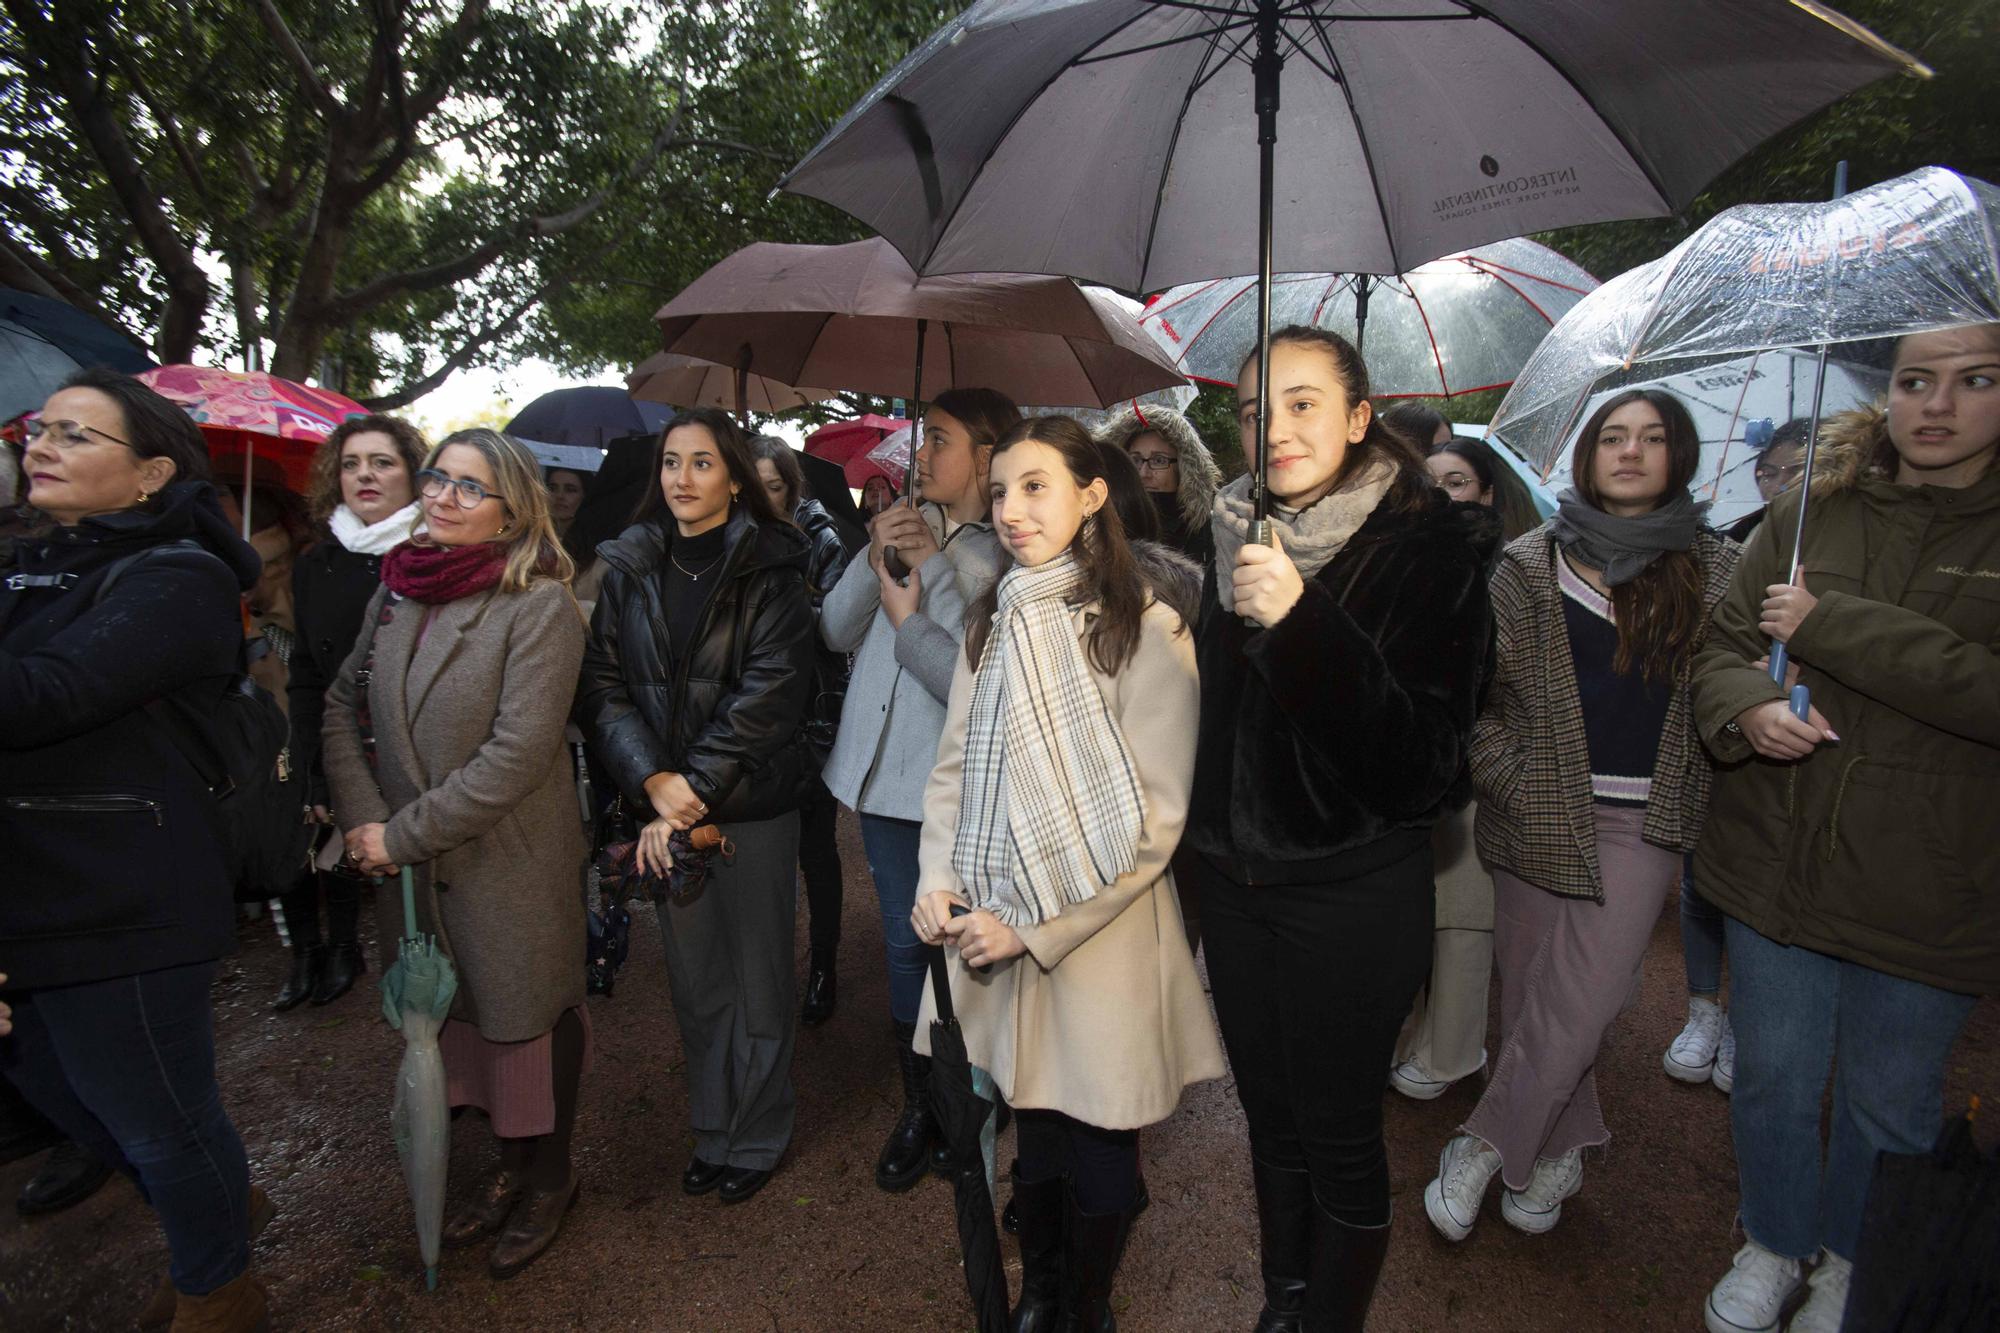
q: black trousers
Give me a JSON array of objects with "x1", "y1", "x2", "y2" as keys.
[
  {"x1": 1016, "y1": 1108, "x2": 1139, "y2": 1215},
  {"x1": 797, "y1": 778, "x2": 843, "y2": 958},
  {"x1": 1196, "y1": 838, "x2": 1434, "y2": 1228}
]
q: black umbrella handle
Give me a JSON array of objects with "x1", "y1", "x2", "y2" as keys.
[{"x1": 928, "y1": 944, "x2": 956, "y2": 1026}]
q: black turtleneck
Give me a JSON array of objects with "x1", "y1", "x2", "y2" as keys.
[{"x1": 664, "y1": 521, "x2": 728, "y2": 656}]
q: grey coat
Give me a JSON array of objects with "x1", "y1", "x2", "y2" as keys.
[
  {"x1": 322, "y1": 577, "x2": 588, "y2": 1042},
  {"x1": 820, "y1": 506, "x2": 1002, "y2": 819}
]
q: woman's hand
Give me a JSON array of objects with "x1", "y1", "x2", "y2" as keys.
[
  {"x1": 879, "y1": 561, "x2": 922, "y2": 628},
  {"x1": 634, "y1": 817, "x2": 676, "y2": 878},
  {"x1": 0, "y1": 975, "x2": 11, "y2": 1037},
  {"x1": 1734, "y1": 697, "x2": 1839, "y2": 761},
  {"x1": 912, "y1": 889, "x2": 969, "y2": 946},
  {"x1": 872, "y1": 505, "x2": 940, "y2": 572},
  {"x1": 942, "y1": 907, "x2": 1026, "y2": 969},
  {"x1": 643, "y1": 771, "x2": 707, "y2": 831},
  {"x1": 1758, "y1": 568, "x2": 1819, "y2": 645},
  {"x1": 344, "y1": 822, "x2": 398, "y2": 877},
  {"x1": 1232, "y1": 530, "x2": 1305, "y2": 628}
]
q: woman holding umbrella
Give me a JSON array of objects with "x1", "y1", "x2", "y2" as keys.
[
  {"x1": 1693, "y1": 324, "x2": 2000, "y2": 1333},
  {"x1": 321, "y1": 428, "x2": 590, "y2": 1280},
  {"x1": 912, "y1": 414, "x2": 1223, "y2": 1332},
  {"x1": 1422, "y1": 389, "x2": 1739, "y2": 1245},
  {"x1": 1183, "y1": 327, "x2": 1497, "y2": 1330}
]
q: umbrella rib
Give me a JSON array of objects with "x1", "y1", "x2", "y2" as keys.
[
  {"x1": 1073, "y1": 15, "x2": 1256, "y2": 66},
  {"x1": 1278, "y1": 25, "x2": 1339, "y2": 83},
  {"x1": 1465, "y1": 255, "x2": 1596, "y2": 297},
  {"x1": 1408, "y1": 284, "x2": 1451, "y2": 395},
  {"x1": 1304, "y1": 12, "x2": 1402, "y2": 274},
  {"x1": 1138, "y1": 12, "x2": 1249, "y2": 292}
]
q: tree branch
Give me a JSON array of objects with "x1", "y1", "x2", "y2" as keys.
[
  {"x1": 672, "y1": 136, "x2": 791, "y2": 164},
  {"x1": 360, "y1": 276, "x2": 563, "y2": 412},
  {"x1": 408, "y1": 0, "x2": 490, "y2": 124},
  {"x1": 248, "y1": 0, "x2": 343, "y2": 120}
]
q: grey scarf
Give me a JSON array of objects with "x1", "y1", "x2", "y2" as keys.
[
  {"x1": 1546, "y1": 488, "x2": 1707, "y2": 587},
  {"x1": 1210, "y1": 458, "x2": 1396, "y2": 610}
]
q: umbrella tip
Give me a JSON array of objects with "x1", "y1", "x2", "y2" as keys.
[{"x1": 426, "y1": 1266, "x2": 439, "y2": 1291}]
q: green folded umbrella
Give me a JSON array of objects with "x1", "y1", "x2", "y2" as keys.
[{"x1": 380, "y1": 866, "x2": 456, "y2": 1290}]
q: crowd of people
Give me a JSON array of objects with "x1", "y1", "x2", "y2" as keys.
[{"x1": 1, "y1": 318, "x2": 1996, "y2": 1333}]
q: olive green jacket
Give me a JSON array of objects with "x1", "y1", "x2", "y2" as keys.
[{"x1": 1691, "y1": 406, "x2": 2000, "y2": 996}]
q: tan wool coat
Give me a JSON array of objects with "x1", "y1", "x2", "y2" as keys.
[
  {"x1": 913, "y1": 598, "x2": 1225, "y2": 1131},
  {"x1": 322, "y1": 577, "x2": 588, "y2": 1042}
]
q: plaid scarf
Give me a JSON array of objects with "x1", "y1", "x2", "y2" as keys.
[{"x1": 951, "y1": 553, "x2": 1147, "y2": 927}]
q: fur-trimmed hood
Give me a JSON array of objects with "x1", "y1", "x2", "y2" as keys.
[
  {"x1": 1805, "y1": 402, "x2": 1894, "y2": 497},
  {"x1": 1096, "y1": 405, "x2": 1222, "y2": 536},
  {"x1": 1132, "y1": 539, "x2": 1203, "y2": 630}
]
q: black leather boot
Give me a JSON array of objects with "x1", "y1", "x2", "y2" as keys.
[
  {"x1": 1055, "y1": 1184, "x2": 1130, "y2": 1333},
  {"x1": 310, "y1": 943, "x2": 365, "y2": 1006},
  {"x1": 874, "y1": 1020, "x2": 935, "y2": 1192},
  {"x1": 16, "y1": 1140, "x2": 113, "y2": 1216},
  {"x1": 1250, "y1": 1157, "x2": 1311, "y2": 1332},
  {"x1": 272, "y1": 946, "x2": 321, "y2": 1012},
  {"x1": 1009, "y1": 1169, "x2": 1064, "y2": 1333},
  {"x1": 801, "y1": 949, "x2": 837, "y2": 1028},
  {"x1": 1301, "y1": 1200, "x2": 1391, "y2": 1333}
]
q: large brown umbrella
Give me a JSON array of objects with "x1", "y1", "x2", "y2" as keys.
[
  {"x1": 651, "y1": 238, "x2": 1188, "y2": 409},
  {"x1": 625, "y1": 351, "x2": 835, "y2": 415}
]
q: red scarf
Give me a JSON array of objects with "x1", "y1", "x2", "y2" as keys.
[{"x1": 381, "y1": 540, "x2": 508, "y2": 604}]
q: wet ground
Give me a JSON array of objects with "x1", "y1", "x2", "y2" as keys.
[{"x1": 3, "y1": 809, "x2": 1994, "y2": 1331}]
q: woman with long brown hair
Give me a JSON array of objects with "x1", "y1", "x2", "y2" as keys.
[
  {"x1": 911, "y1": 415, "x2": 1221, "y2": 1331},
  {"x1": 1422, "y1": 388, "x2": 1739, "y2": 1244}
]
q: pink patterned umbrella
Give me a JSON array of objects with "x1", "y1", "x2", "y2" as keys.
[{"x1": 140, "y1": 365, "x2": 369, "y2": 495}]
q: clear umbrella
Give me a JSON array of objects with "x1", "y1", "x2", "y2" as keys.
[{"x1": 380, "y1": 865, "x2": 457, "y2": 1291}]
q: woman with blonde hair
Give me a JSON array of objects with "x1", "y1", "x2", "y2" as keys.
[{"x1": 322, "y1": 427, "x2": 591, "y2": 1279}]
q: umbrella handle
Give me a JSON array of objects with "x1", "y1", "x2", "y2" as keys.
[
  {"x1": 1767, "y1": 643, "x2": 1811, "y2": 722},
  {"x1": 927, "y1": 945, "x2": 956, "y2": 1026},
  {"x1": 401, "y1": 865, "x2": 419, "y2": 940}
]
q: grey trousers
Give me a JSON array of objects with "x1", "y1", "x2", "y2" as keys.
[{"x1": 654, "y1": 810, "x2": 800, "y2": 1170}]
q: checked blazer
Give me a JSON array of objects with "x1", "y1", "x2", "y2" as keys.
[{"x1": 1471, "y1": 524, "x2": 1740, "y2": 900}]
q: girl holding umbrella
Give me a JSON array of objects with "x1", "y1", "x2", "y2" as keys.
[
  {"x1": 1693, "y1": 324, "x2": 2000, "y2": 1333},
  {"x1": 1183, "y1": 327, "x2": 1498, "y2": 1330},
  {"x1": 911, "y1": 415, "x2": 1222, "y2": 1332}
]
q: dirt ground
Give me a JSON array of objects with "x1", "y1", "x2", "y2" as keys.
[{"x1": 3, "y1": 810, "x2": 1994, "y2": 1332}]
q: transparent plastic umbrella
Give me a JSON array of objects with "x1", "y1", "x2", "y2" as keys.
[{"x1": 380, "y1": 866, "x2": 457, "y2": 1291}]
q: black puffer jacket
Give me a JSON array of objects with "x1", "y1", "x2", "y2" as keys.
[
  {"x1": 796, "y1": 497, "x2": 858, "y2": 749},
  {"x1": 1189, "y1": 481, "x2": 1499, "y2": 879},
  {"x1": 0, "y1": 482, "x2": 262, "y2": 988},
  {"x1": 575, "y1": 508, "x2": 816, "y2": 822},
  {"x1": 288, "y1": 538, "x2": 384, "y2": 808}
]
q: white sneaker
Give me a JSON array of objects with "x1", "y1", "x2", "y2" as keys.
[
  {"x1": 1787, "y1": 1251, "x2": 1852, "y2": 1333},
  {"x1": 1706, "y1": 1240, "x2": 1804, "y2": 1333},
  {"x1": 1666, "y1": 996, "x2": 1724, "y2": 1082},
  {"x1": 1389, "y1": 1050, "x2": 1486, "y2": 1101},
  {"x1": 1712, "y1": 1015, "x2": 1737, "y2": 1094},
  {"x1": 1499, "y1": 1147, "x2": 1583, "y2": 1234},
  {"x1": 1422, "y1": 1134, "x2": 1500, "y2": 1242}
]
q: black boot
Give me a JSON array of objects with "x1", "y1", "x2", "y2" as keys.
[
  {"x1": 1249, "y1": 1157, "x2": 1311, "y2": 1332},
  {"x1": 16, "y1": 1140, "x2": 114, "y2": 1216},
  {"x1": 875, "y1": 1020, "x2": 935, "y2": 1192},
  {"x1": 1009, "y1": 1169, "x2": 1064, "y2": 1333},
  {"x1": 272, "y1": 946, "x2": 322, "y2": 1012},
  {"x1": 801, "y1": 949, "x2": 837, "y2": 1028},
  {"x1": 1301, "y1": 1200, "x2": 1391, "y2": 1333},
  {"x1": 310, "y1": 943, "x2": 364, "y2": 1005},
  {"x1": 1055, "y1": 1184, "x2": 1130, "y2": 1333}
]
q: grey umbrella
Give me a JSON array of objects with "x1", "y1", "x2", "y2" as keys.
[{"x1": 780, "y1": 0, "x2": 1923, "y2": 527}]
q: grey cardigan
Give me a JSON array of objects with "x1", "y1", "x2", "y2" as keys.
[{"x1": 820, "y1": 506, "x2": 1001, "y2": 819}]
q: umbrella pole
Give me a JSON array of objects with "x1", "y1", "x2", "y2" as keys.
[
  {"x1": 1766, "y1": 162, "x2": 1849, "y2": 721},
  {"x1": 883, "y1": 318, "x2": 926, "y2": 582},
  {"x1": 1354, "y1": 275, "x2": 1372, "y2": 360},
  {"x1": 242, "y1": 442, "x2": 254, "y2": 540},
  {"x1": 1248, "y1": 0, "x2": 1280, "y2": 539}
]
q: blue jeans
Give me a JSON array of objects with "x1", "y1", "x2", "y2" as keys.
[
  {"x1": 1725, "y1": 916, "x2": 1977, "y2": 1260},
  {"x1": 1, "y1": 962, "x2": 251, "y2": 1294},
  {"x1": 1680, "y1": 859, "x2": 1726, "y2": 996},
  {"x1": 859, "y1": 814, "x2": 929, "y2": 1025}
]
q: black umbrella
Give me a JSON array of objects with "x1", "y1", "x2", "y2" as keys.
[
  {"x1": 926, "y1": 946, "x2": 1009, "y2": 1333},
  {"x1": 504, "y1": 386, "x2": 671, "y2": 449},
  {"x1": 1846, "y1": 1105, "x2": 1999, "y2": 1332}
]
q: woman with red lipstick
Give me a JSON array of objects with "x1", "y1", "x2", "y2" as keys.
[
  {"x1": 575, "y1": 407, "x2": 816, "y2": 1207},
  {"x1": 912, "y1": 415, "x2": 1222, "y2": 1332},
  {"x1": 279, "y1": 414, "x2": 427, "y2": 1011},
  {"x1": 1422, "y1": 388, "x2": 1738, "y2": 1251},
  {"x1": 1692, "y1": 324, "x2": 2000, "y2": 1333}
]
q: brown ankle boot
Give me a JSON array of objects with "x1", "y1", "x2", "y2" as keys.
[
  {"x1": 444, "y1": 1166, "x2": 523, "y2": 1249},
  {"x1": 488, "y1": 1174, "x2": 579, "y2": 1280},
  {"x1": 168, "y1": 1272, "x2": 268, "y2": 1333},
  {"x1": 138, "y1": 1186, "x2": 276, "y2": 1327}
]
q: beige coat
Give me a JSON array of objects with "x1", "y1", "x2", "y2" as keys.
[
  {"x1": 322, "y1": 577, "x2": 588, "y2": 1042},
  {"x1": 913, "y1": 599, "x2": 1225, "y2": 1130}
]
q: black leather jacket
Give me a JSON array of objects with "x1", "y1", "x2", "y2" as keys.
[{"x1": 575, "y1": 509, "x2": 816, "y2": 823}]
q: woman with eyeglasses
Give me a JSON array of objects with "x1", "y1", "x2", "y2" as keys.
[
  {"x1": 1722, "y1": 418, "x2": 1811, "y2": 545},
  {"x1": 321, "y1": 428, "x2": 591, "y2": 1280},
  {"x1": 1096, "y1": 405, "x2": 1222, "y2": 569},
  {"x1": 1, "y1": 369, "x2": 271, "y2": 1328}
]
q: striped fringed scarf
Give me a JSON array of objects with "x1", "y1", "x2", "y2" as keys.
[{"x1": 950, "y1": 553, "x2": 1147, "y2": 928}]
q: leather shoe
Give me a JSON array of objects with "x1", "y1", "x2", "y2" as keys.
[
  {"x1": 800, "y1": 960, "x2": 837, "y2": 1028},
  {"x1": 309, "y1": 943, "x2": 364, "y2": 1006},
  {"x1": 717, "y1": 1165, "x2": 772, "y2": 1204},
  {"x1": 272, "y1": 947, "x2": 322, "y2": 1012},
  {"x1": 442, "y1": 1167, "x2": 521, "y2": 1249},
  {"x1": 489, "y1": 1175, "x2": 579, "y2": 1280},
  {"x1": 16, "y1": 1139, "x2": 113, "y2": 1216},
  {"x1": 682, "y1": 1156, "x2": 728, "y2": 1196}
]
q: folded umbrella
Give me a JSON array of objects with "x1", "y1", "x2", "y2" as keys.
[
  {"x1": 925, "y1": 946, "x2": 1009, "y2": 1333},
  {"x1": 379, "y1": 865, "x2": 458, "y2": 1291},
  {"x1": 1846, "y1": 1103, "x2": 1999, "y2": 1332}
]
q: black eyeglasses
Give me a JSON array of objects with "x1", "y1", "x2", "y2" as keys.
[
  {"x1": 1754, "y1": 463, "x2": 1807, "y2": 485},
  {"x1": 1129, "y1": 452, "x2": 1177, "y2": 473},
  {"x1": 416, "y1": 468, "x2": 501, "y2": 509},
  {"x1": 21, "y1": 418, "x2": 134, "y2": 450}
]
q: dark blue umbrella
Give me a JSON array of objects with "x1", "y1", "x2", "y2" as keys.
[
  {"x1": 0, "y1": 288, "x2": 155, "y2": 422},
  {"x1": 503, "y1": 386, "x2": 671, "y2": 450}
]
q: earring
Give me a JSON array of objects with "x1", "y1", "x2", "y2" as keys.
[
  {"x1": 136, "y1": 489, "x2": 152, "y2": 504},
  {"x1": 497, "y1": 521, "x2": 511, "y2": 535}
]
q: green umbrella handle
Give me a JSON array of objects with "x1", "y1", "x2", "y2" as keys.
[{"x1": 401, "y1": 865, "x2": 418, "y2": 941}]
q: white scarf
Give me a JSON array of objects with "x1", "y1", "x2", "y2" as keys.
[
  {"x1": 329, "y1": 501, "x2": 422, "y2": 557},
  {"x1": 951, "y1": 554, "x2": 1147, "y2": 928},
  {"x1": 1209, "y1": 457, "x2": 1396, "y2": 610}
]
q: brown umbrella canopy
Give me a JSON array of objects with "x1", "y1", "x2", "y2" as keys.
[{"x1": 624, "y1": 351, "x2": 835, "y2": 414}]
